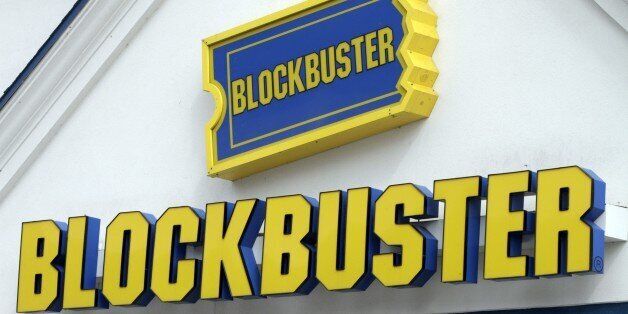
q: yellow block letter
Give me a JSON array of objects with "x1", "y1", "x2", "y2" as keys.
[
  {"x1": 377, "y1": 27, "x2": 395, "y2": 64},
  {"x1": 484, "y1": 171, "x2": 535, "y2": 280},
  {"x1": 364, "y1": 31, "x2": 379, "y2": 70},
  {"x1": 320, "y1": 46, "x2": 336, "y2": 84},
  {"x1": 435, "y1": 176, "x2": 486, "y2": 283},
  {"x1": 287, "y1": 58, "x2": 305, "y2": 96},
  {"x1": 316, "y1": 188, "x2": 378, "y2": 291},
  {"x1": 63, "y1": 217, "x2": 107, "y2": 309},
  {"x1": 261, "y1": 195, "x2": 317, "y2": 295},
  {"x1": 258, "y1": 70, "x2": 273, "y2": 105},
  {"x1": 151, "y1": 207, "x2": 203, "y2": 303},
  {"x1": 202, "y1": 200, "x2": 265, "y2": 299},
  {"x1": 372, "y1": 184, "x2": 437, "y2": 287},
  {"x1": 336, "y1": 42, "x2": 352, "y2": 78},
  {"x1": 304, "y1": 52, "x2": 320, "y2": 90},
  {"x1": 535, "y1": 166, "x2": 605, "y2": 276},
  {"x1": 231, "y1": 78, "x2": 246, "y2": 115},
  {"x1": 350, "y1": 36, "x2": 365, "y2": 73},
  {"x1": 273, "y1": 64, "x2": 288, "y2": 100},
  {"x1": 17, "y1": 221, "x2": 66, "y2": 312},
  {"x1": 245, "y1": 75, "x2": 259, "y2": 110},
  {"x1": 102, "y1": 212, "x2": 155, "y2": 306}
]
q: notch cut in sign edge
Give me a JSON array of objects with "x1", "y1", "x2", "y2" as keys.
[{"x1": 202, "y1": 0, "x2": 439, "y2": 180}]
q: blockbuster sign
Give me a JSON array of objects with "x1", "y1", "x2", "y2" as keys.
[{"x1": 202, "y1": 0, "x2": 439, "y2": 179}]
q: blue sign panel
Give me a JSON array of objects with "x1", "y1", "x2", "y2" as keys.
[{"x1": 203, "y1": 0, "x2": 439, "y2": 179}]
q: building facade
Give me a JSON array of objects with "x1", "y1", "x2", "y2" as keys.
[{"x1": 1, "y1": 0, "x2": 627, "y2": 313}]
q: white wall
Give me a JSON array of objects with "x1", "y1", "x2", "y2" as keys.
[
  {"x1": 0, "y1": 0, "x2": 75, "y2": 93},
  {"x1": 0, "y1": 0, "x2": 626, "y2": 313}
]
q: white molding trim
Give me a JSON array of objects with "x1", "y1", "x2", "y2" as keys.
[
  {"x1": 0, "y1": 0, "x2": 163, "y2": 200},
  {"x1": 595, "y1": 0, "x2": 628, "y2": 31}
]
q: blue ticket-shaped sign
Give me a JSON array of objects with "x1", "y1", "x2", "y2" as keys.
[{"x1": 203, "y1": 0, "x2": 439, "y2": 179}]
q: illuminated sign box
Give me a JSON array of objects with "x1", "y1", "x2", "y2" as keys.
[{"x1": 202, "y1": 0, "x2": 439, "y2": 179}]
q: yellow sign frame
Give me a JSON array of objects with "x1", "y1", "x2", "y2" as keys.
[{"x1": 202, "y1": 0, "x2": 439, "y2": 180}]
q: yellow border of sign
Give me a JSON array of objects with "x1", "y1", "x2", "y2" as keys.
[{"x1": 202, "y1": 0, "x2": 439, "y2": 180}]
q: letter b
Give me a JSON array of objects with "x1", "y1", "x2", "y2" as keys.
[{"x1": 17, "y1": 220, "x2": 66, "y2": 312}]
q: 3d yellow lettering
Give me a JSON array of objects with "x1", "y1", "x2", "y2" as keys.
[
  {"x1": 17, "y1": 221, "x2": 66, "y2": 312},
  {"x1": 16, "y1": 166, "x2": 607, "y2": 311},
  {"x1": 201, "y1": 200, "x2": 264, "y2": 299},
  {"x1": 63, "y1": 216, "x2": 107, "y2": 309},
  {"x1": 435, "y1": 177, "x2": 485, "y2": 283},
  {"x1": 372, "y1": 184, "x2": 437, "y2": 287},
  {"x1": 151, "y1": 207, "x2": 203, "y2": 303},
  {"x1": 260, "y1": 195, "x2": 317, "y2": 296},
  {"x1": 102, "y1": 212, "x2": 155, "y2": 306},
  {"x1": 484, "y1": 172, "x2": 535, "y2": 280}
]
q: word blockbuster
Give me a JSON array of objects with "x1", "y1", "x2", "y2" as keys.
[
  {"x1": 230, "y1": 26, "x2": 396, "y2": 116},
  {"x1": 17, "y1": 166, "x2": 605, "y2": 312}
]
